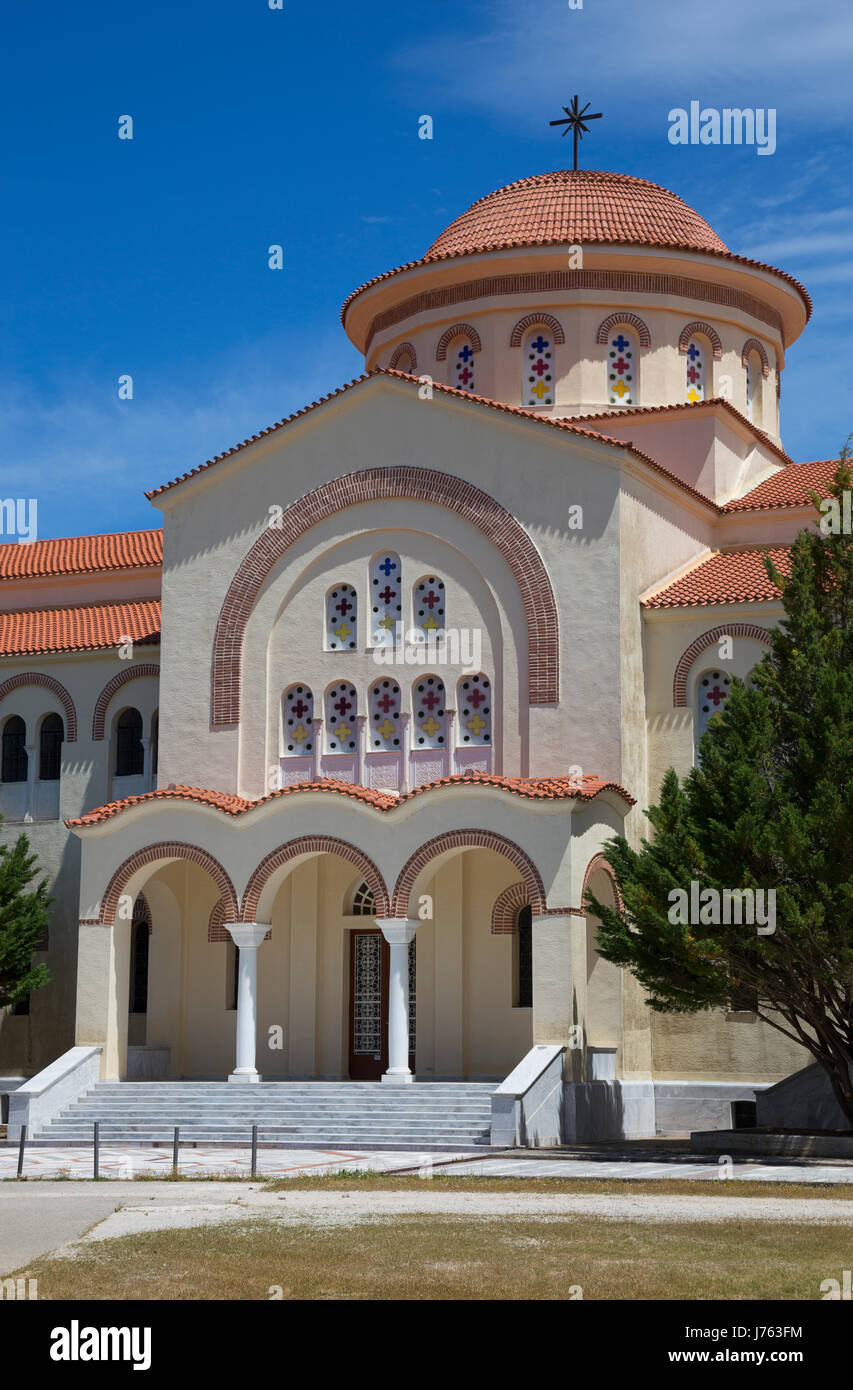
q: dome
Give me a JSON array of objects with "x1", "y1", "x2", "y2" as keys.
[{"x1": 424, "y1": 169, "x2": 730, "y2": 261}]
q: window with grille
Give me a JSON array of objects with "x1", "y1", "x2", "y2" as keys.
[
  {"x1": 39, "y1": 713, "x2": 63, "y2": 782},
  {"x1": 115, "y1": 708, "x2": 144, "y2": 776},
  {"x1": 1, "y1": 716, "x2": 27, "y2": 783}
]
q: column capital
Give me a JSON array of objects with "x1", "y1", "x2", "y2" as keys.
[
  {"x1": 375, "y1": 917, "x2": 418, "y2": 945},
  {"x1": 226, "y1": 922, "x2": 270, "y2": 949}
]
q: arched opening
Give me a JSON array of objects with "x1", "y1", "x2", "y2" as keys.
[
  {"x1": 746, "y1": 350, "x2": 763, "y2": 426},
  {"x1": 114, "y1": 708, "x2": 144, "y2": 778},
  {"x1": 522, "y1": 327, "x2": 555, "y2": 406},
  {"x1": 514, "y1": 905, "x2": 533, "y2": 1008},
  {"x1": 325, "y1": 582, "x2": 358, "y2": 650},
  {"x1": 1, "y1": 715, "x2": 27, "y2": 783},
  {"x1": 685, "y1": 336, "x2": 709, "y2": 402},
  {"x1": 695, "y1": 668, "x2": 731, "y2": 758}
]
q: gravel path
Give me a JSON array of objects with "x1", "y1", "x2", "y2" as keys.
[{"x1": 60, "y1": 1188, "x2": 853, "y2": 1246}]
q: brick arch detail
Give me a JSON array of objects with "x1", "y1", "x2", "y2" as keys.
[
  {"x1": 741, "y1": 337, "x2": 770, "y2": 377},
  {"x1": 389, "y1": 341, "x2": 418, "y2": 371},
  {"x1": 581, "y1": 852, "x2": 625, "y2": 915},
  {"x1": 509, "y1": 313, "x2": 566, "y2": 347},
  {"x1": 208, "y1": 898, "x2": 270, "y2": 942},
  {"x1": 241, "y1": 836, "x2": 390, "y2": 921},
  {"x1": 0, "y1": 672, "x2": 78, "y2": 743},
  {"x1": 678, "y1": 321, "x2": 723, "y2": 359},
  {"x1": 98, "y1": 842, "x2": 238, "y2": 925},
  {"x1": 435, "y1": 323, "x2": 482, "y2": 361},
  {"x1": 392, "y1": 829, "x2": 547, "y2": 918},
  {"x1": 673, "y1": 623, "x2": 770, "y2": 706},
  {"x1": 92, "y1": 663, "x2": 160, "y2": 740},
  {"x1": 595, "y1": 312, "x2": 651, "y2": 348},
  {"x1": 212, "y1": 466, "x2": 559, "y2": 725},
  {"x1": 491, "y1": 881, "x2": 528, "y2": 935}
]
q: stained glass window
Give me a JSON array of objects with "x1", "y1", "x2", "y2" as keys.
[
  {"x1": 115, "y1": 708, "x2": 144, "y2": 777},
  {"x1": 413, "y1": 575, "x2": 445, "y2": 639},
  {"x1": 1, "y1": 716, "x2": 26, "y2": 783},
  {"x1": 412, "y1": 675, "x2": 447, "y2": 749},
  {"x1": 686, "y1": 338, "x2": 706, "y2": 403},
  {"x1": 457, "y1": 673, "x2": 491, "y2": 746},
  {"x1": 325, "y1": 682, "x2": 357, "y2": 753},
  {"x1": 326, "y1": 583, "x2": 357, "y2": 651},
  {"x1": 39, "y1": 713, "x2": 63, "y2": 782},
  {"x1": 282, "y1": 684, "x2": 314, "y2": 756},
  {"x1": 452, "y1": 338, "x2": 475, "y2": 392},
  {"x1": 696, "y1": 670, "x2": 730, "y2": 744},
  {"x1": 524, "y1": 330, "x2": 554, "y2": 406},
  {"x1": 369, "y1": 678, "x2": 402, "y2": 751},
  {"x1": 608, "y1": 328, "x2": 637, "y2": 406},
  {"x1": 370, "y1": 552, "x2": 402, "y2": 647}
]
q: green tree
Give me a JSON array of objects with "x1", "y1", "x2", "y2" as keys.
[
  {"x1": 587, "y1": 441, "x2": 853, "y2": 1126},
  {"x1": 0, "y1": 821, "x2": 51, "y2": 1010}
]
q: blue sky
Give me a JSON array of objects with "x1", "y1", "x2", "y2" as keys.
[{"x1": 1, "y1": 0, "x2": 852, "y2": 539}]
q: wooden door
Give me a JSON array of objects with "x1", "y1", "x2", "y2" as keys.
[{"x1": 348, "y1": 930, "x2": 416, "y2": 1080}]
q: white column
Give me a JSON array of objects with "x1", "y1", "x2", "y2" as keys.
[
  {"x1": 226, "y1": 923, "x2": 270, "y2": 1083},
  {"x1": 447, "y1": 710, "x2": 457, "y2": 776},
  {"x1": 312, "y1": 719, "x2": 323, "y2": 779},
  {"x1": 140, "y1": 736, "x2": 152, "y2": 791},
  {"x1": 399, "y1": 711, "x2": 411, "y2": 794},
  {"x1": 376, "y1": 917, "x2": 418, "y2": 1084}
]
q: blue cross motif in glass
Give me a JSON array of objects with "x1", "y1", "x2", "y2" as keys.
[
  {"x1": 457, "y1": 344, "x2": 474, "y2": 363},
  {"x1": 612, "y1": 334, "x2": 630, "y2": 353},
  {"x1": 530, "y1": 335, "x2": 549, "y2": 354},
  {"x1": 687, "y1": 343, "x2": 702, "y2": 362},
  {"x1": 378, "y1": 556, "x2": 397, "y2": 577}
]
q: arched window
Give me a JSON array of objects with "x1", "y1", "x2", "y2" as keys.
[
  {"x1": 115, "y1": 708, "x2": 144, "y2": 776},
  {"x1": 451, "y1": 337, "x2": 476, "y2": 392},
  {"x1": 350, "y1": 881, "x2": 376, "y2": 916},
  {"x1": 607, "y1": 326, "x2": 638, "y2": 406},
  {"x1": 369, "y1": 678, "x2": 402, "y2": 751},
  {"x1": 370, "y1": 552, "x2": 402, "y2": 647},
  {"x1": 151, "y1": 711, "x2": 159, "y2": 777},
  {"x1": 325, "y1": 682, "x2": 357, "y2": 753},
  {"x1": 326, "y1": 583, "x2": 357, "y2": 651},
  {"x1": 412, "y1": 675, "x2": 447, "y2": 748},
  {"x1": 685, "y1": 337, "x2": 707, "y2": 402},
  {"x1": 282, "y1": 683, "x2": 314, "y2": 756},
  {"x1": 457, "y1": 673, "x2": 491, "y2": 746},
  {"x1": 39, "y1": 713, "x2": 63, "y2": 782},
  {"x1": 394, "y1": 346, "x2": 414, "y2": 373},
  {"x1": 129, "y1": 898, "x2": 150, "y2": 1015},
  {"x1": 746, "y1": 351, "x2": 762, "y2": 426},
  {"x1": 523, "y1": 328, "x2": 554, "y2": 406},
  {"x1": 515, "y1": 905, "x2": 533, "y2": 1008},
  {"x1": 696, "y1": 670, "x2": 731, "y2": 745},
  {"x1": 1, "y1": 716, "x2": 27, "y2": 783},
  {"x1": 413, "y1": 575, "x2": 445, "y2": 639}
]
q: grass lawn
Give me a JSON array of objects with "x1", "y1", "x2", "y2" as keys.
[{"x1": 18, "y1": 1198, "x2": 853, "y2": 1300}]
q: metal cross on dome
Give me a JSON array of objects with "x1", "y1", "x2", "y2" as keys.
[{"x1": 549, "y1": 95, "x2": 603, "y2": 170}]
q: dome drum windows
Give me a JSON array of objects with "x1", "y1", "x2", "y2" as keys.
[
  {"x1": 685, "y1": 338, "x2": 706, "y2": 402},
  {"x1": 326, "y1": 584, "x2": 357, "y2": 650},
  {"x1": 524, "y1": 331, "x2": 554, "y2": 406},
  {"x1": 607, "y1": 329, "x2": 637, "y2": 405}
]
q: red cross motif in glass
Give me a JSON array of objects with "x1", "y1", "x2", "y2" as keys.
[
  {"x1": 467, "y1": 686, "x2": 486, "y2": 708},
  {"x1": 291, "y1": 699, "x2": 308, "y2": 719},
  {"x1": 376, "y1": 692, "x2": 396, "y2": 714},
  {"x1": 378, "y1": 586, "x2": 396, "y2": 605},
  {"x1": 335, "y1": 596, "x2": 352, "y2": 617},
  {"x1": 421, "y1": 689, "x2": 440, "y2": 711},
  {"x1": 334, "y1": 695, "x2": 352, "y2": 716},
  {"x1": 708, "y1": 685, "x2": 728, "y2": 707}
]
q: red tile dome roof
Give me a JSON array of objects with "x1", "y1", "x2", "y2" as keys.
[{"x1": 425, "y1": 169, "x2": 730, "y2": 259}]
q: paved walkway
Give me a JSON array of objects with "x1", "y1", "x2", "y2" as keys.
[{"x1": 3, "y1": 1142, "x2": 853, "y2": 1183}]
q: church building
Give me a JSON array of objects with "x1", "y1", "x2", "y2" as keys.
[{"x1": 0, "y1": 167, "x2": 831, "y2": 1139}]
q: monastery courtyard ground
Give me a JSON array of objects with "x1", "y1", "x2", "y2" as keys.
[{"x1": 3, "y1": 1146, "x2": 853, "y2": 1300}]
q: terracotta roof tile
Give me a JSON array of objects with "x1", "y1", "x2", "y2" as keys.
[
  {"x1": 0, "y1": 599, "x2": 161, "y2": 656},
  {"x1": 341, "y1": 170, "x2": 811, "y2": 323},
  {"x1": 723, "y1": 459, "x2": 841, "y2": 512},
  {"x1": 426, "y1": 169, "x2": 730, "y2": 260},
  {"x1": 66, "y1": 772, "x2": 634, "y2": 827},
  {"x1": 0, "y1": 529, "x2": 162, "y2": 580},
  {"x1": 643, "y1": 547, "x2": 791, "y2": 608},
  {"x1": 145, "y1": 368, "x2": 718, "y2": 511}
]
